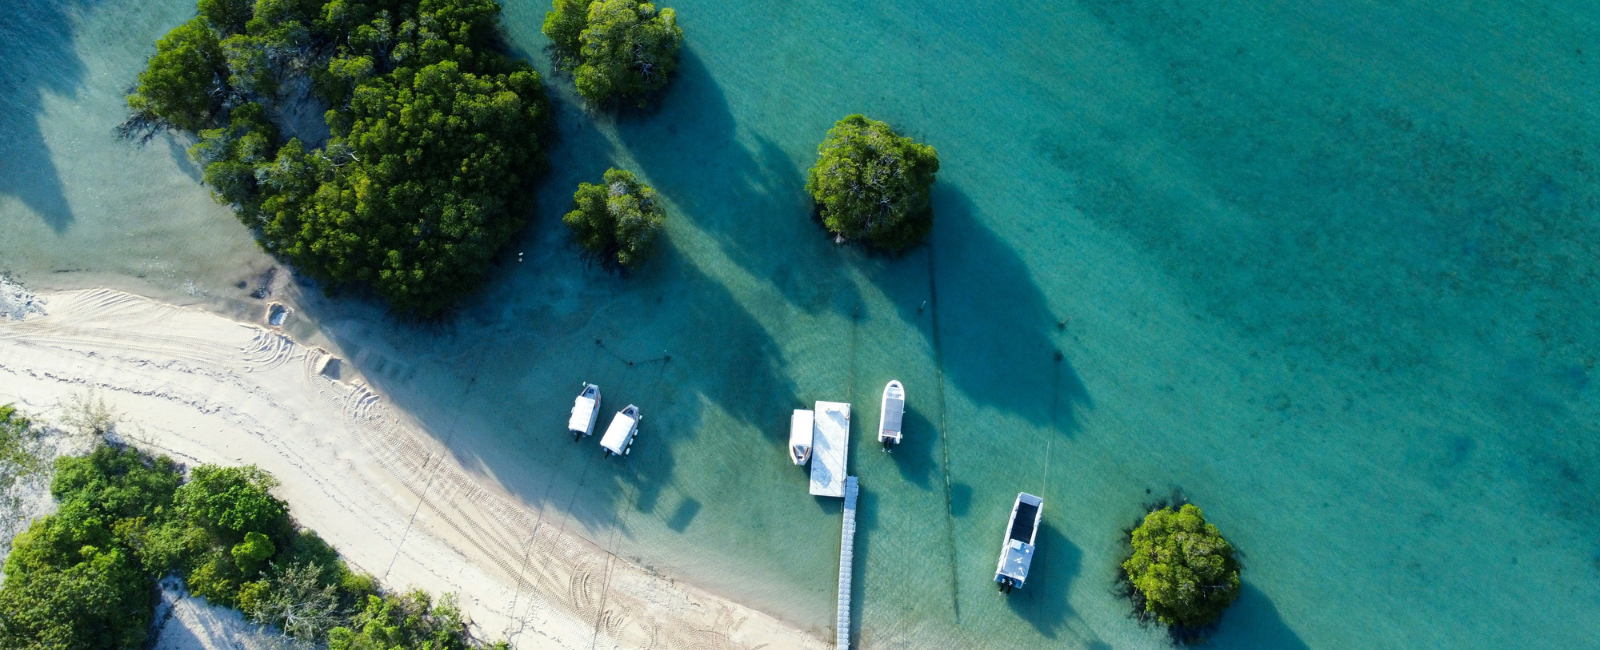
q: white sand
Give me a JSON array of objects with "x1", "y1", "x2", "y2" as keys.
[
  {"x1": 150, "y1": 577, "x2": 296, "y2": 650},
  {"x1": 0, "y1": 288, "x2": 825, "y2": 650}
]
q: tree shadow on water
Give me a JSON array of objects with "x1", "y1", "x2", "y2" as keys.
[
  {"x1": 905, "y1": 184, "x2": 1092, "y2": 429},
  {"x1": 325, "y1": 241, "x2": 806, "y2": 537},
  {"x1": 615, "y1": 48, "x2": 864, "y2": 316},
  {"x1": 1205, "y1": 583, "x2": 1309, "y2": 650},
  {"x1": 0, "y1": 0, "x2": 104, "y2": 232},
  {"x1": 571, "y1": 252, "x2": 805, "y2": 529},
  {"x1": 1006, "y1": 522, "x2": 1078, "y2": 638},
  {"x1": 615, "y1": 47, "x2": 1090, "y2": 430}
]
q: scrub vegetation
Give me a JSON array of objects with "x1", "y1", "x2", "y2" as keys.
[
  {"x1": 127, "y1": 0, "x2": 551, "y2": 316},
  {"x1": 543, "y1": 0, "x2": 684, "y2": 106},
  {"x1": 0, "y1": 405, "x2": 47, "y2": 551},
  {"x1": 0, "y1": 418, "x2": 498, "y2": 649},
  {"x1": 563, "y1": 167, "x2": 666, "y2": 270},
  {"x1": 1120, "y1": 502, "x2": 1242, "y2": 640},
  {"x1": 806, "y1": 114, "x2": 940, "y2": 251}
]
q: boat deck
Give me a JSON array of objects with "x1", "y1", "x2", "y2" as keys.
[
  {"x1": 997, "y1": 493, "x2": 1043, "y2": 584},
  {"x1": 809, "y1": 401, "x2": 851, "y2": 497},
  {"x1": 998, "y1": 539, "x2": 1035, "y2": 581},
  {"x1": 1009, "y1": 501, "x2": 1038, "y2": 541}
]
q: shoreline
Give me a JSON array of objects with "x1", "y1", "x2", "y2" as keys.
[{"x1": 0, "y1": 285, "x2": 826, "y2": 650}]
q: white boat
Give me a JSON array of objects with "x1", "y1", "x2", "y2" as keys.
[
  {"x1": 568, "y1": 383, "x2": 601, "y2": 440},
  {"x1": 878, "y1": 380, "x2": 904, "y2": 451},
  {"x1": 600, "y1": 405, "x2": 640, "y2": 457},
  {"x1": 789, "y1": 409, "x2": 814, "y2": 465},
  {"x1": 995, "y1": 492, "x2": 1042, "y2": 594}
]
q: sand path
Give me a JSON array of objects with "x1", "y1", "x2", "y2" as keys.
[{"x1": 0, "y1": 288, "x2": 823, "y2": 650}]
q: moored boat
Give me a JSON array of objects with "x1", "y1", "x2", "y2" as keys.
[
  {"x1": 568, "y1": 383, "x2": 601, "y2": 441},
  {"x1": 789, "y1": 409, "x2": 814, "y2": 465},
  {"x1": 600, "y1": 405, "x2": 641, "y2": 457},
  {"x1": 878, "y1": 380, "x2": 904, "y2": 451},
  {"x1": 994, "y1": 492, "x2": 1042, "y2": 594}
]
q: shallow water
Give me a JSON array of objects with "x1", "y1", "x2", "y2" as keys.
[{"x1": 4, "y1": 0, "x2": 1599, "y2": 647}]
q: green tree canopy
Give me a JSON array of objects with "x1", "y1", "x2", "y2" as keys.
[
  {"x1": 1122, "y1": 503, "x2": 1242, "y2": 629},
  {"x1": 543, "y1": 0, "x2": 684, "y2": 106},
  {"x1": 231, "y1": 531, "x2": 276, "y2": 575},
  {"x1": 0, "y1": 539, "x2": 150, "y2": 650},
  {"x1": 130, "y1": 0, "x2": 551, "y2": 316},
  {"x1": 127, "y1": 17, "x2": 225, "y2": 131},
  {"x1": 0, "y1": 442, "x2": 449, "y2": 647},
  {"x1": 242, "y1": 561, "x2": 342, "y2": 642},
  {"x1": 51, "y1": 445, "x2": 182, "y2": 522},
  {"x1": 542, "y1": 0, "x2": 589, "y2": 55},
  {"x1": 562, "y1": 168, "x2": 666, "y2": 270},
  {"x1": 175, "y1": 465, "x2": 289, "y2": 542},
  {"x1": 328, "y1": 591, "x2": 474, "y2": 650},
  {"x1": 198, "y1": 0, "x2": 255, "y2": 35},
  {"x1": 189, "y1": 101, "x2": 280, "y2": 211},
  {"x1": 258, "y1": 61, "x2": 548, "y2": 313},
  {"x1": 0, "y1": 405, "x2": 46, "y2": 543},
  {"x1": 0, "y1": 446, "x2": 183, "y2": 649},
  {"x1": 0, "y1": 405, "x2": 39, "y2": 476},
  {"x1": 805, "y1": 114, "x2": 940, "y2": 251}
]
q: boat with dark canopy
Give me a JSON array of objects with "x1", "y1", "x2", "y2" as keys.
[{"x1": 995, "y1": 492, "x2": 1042, "y2": 593}]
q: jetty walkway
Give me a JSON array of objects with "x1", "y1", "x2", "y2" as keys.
[{"x1": 837, "y1": 476, "x2": 859, "y2": 649}]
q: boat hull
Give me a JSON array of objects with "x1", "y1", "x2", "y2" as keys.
[
  {"x1": 601, "y1": 406, "x2": 640, "y2": 457},
  {"x1": 789, "y1": 409, "x2": 814, "y2": 465},
  {"x1": 995, "y1": 492, "x2": 1043, "y2": 593},
  {"x1": 569, "y1": 384, "x2": 601, "y2": 440},
  {"x1": 877, "y1": 380, "x2": 905, "y2": 449}
]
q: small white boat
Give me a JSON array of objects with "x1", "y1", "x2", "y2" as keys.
[
  {"x1": 600, "y1": 405, "x2": 641, "y2": 457},
  {"x1": 789, "y1": 409, "x2": 814, "y2": 465},
  {"x1": 995, "y1": 492, "x2": 1043, "y2": 594},
  {"x1": 568, "y1": 383, "x2": 601, "y2": 441},
  {"x1": 878, "y1": 380, "x2": 905, "y2": 451}
]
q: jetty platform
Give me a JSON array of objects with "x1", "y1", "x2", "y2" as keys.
[
  {"x1": 837, "y1": 476, "x2": 859, "y2": 650},
  {"x1": 810, "y1": 401, "x2": 851, "y2": 497}
]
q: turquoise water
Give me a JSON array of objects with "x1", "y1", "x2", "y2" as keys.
[{"x1": 5, "y1": 0, "x2": 1600, "y2": 647}]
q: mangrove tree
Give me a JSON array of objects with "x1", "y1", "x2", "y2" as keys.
[
  {"x1": 1122, "y1": 503, "x2": 1242, "y2": 634},
  {"x1": 562, "y1": 167, "x2": 666, "y2": 270},
  {"x1": 128, "y1": 0, "x2": 551, "y2": 315},
  {"x1": 806, "y1": 114, "x2": 939, "y2": 251},
  {"x1": 543, "y1": 0, "x2": 683, "y2": 106}
]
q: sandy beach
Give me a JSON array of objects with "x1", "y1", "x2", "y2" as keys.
[{"x1": 0, "y1": 285, "x2": 825, "y2": 650}]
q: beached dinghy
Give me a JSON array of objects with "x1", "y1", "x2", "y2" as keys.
[
  {"x1": 789, "y1": 409, "x2": 815, "y2": 465},
  {"x1": 878, "y1": 380, "x2": 905, "y2": 451},
  {"x1": 600, "y1": 405, "x2": 641, "y2": 457},
  {"x1": 569, "y1": 383, "x2": 601, "y2": 441},
  {"x1": 995, "y1": 492, "x2": 1043, "y2": 594}
]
